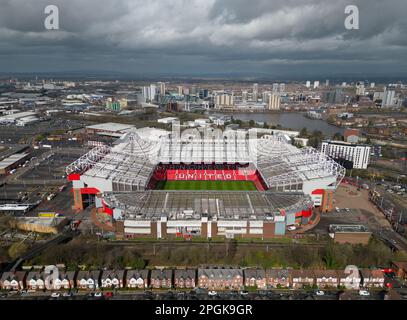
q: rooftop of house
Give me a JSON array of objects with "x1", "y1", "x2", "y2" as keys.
[
  {"x1": 76, "y1": 270, "x2": 101, "y2": 280},
  {"x1": 289, "y1": 269, "x2": 315, "y2": 278},
  {"x1": 266, "y1": 268, "x2": 290, "y2": 279},
  {"x1": 126, "y1": 269, "x2": 149, "y2": 279},
  {"x1": 244, "y1": 268, "x2": 266, "y2": 279},
  {"x1": 198, "y1": 268, "x2": 243, "y2": 279},
  {"x1": 174, "y1": 269, "x2": 196, "y2": 279},
  {"x1": 150, "y1": 269, "x2": 173, "y2": 280},
  {"x1": 313, "y1": 270, "x2": 339, "y2": 278}
]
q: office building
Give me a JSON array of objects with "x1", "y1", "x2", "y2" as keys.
[
  {"x1": 215, "y1": 93, "x2": 234, "y2": 108},
  {"x1": 253, "y1": 83, "x2": 258, "y2": 101},
  {"x1": 268, "y1": 94, "x2": 281, "y2": 110},
  {"x1": 381, "y1": 86, "x2": 396, "y2": 108},
  {"x1": 242, "y1": 91, "x2": 248, "y2": 102},
  {"x1": 158, "y1": 82, "x2": 166, "y2": 96},
  {"x1": 142, "y1": 84, "x2": 157, "y2": 102},
  {"x1": 321, "y1": 141, "x2": 371, "y2": 169},
  {"x1": 323, "y1": 89, "x2": 344, "y2": 104}
]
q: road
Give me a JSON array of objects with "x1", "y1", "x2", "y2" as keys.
[{"x1": 1, "y1": 287, "x2": 398, "y2": 301}]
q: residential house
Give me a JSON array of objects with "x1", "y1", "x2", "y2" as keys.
[
  {"x1": 126, "y1": 270, "x2": 149, "y2": 289},
  {"x1": 337, "y1": 269, "x2": 361, "y2": 289},
  {"x1": 0, "y1": 271, "x2": 27, "y2": 291},
  {"x1": 314, "y1": 270, "x2": 339, "y2": 288},
  {"x1": 76, "y1": 270, "x2": 101, "y2": 290},
  {"x1": 289, "y1": 270, "x2": 315, "y2": 289},
  {"x1": 150, "y1": 269, "x2": 172, "y2": 289},
  {"x1": 26, "y1": 271, "x2": 48, "y2": 291},
  {"x1": 174, "y1": 269, "x2": 196, "y2": 289},
  {"x1": 52, "y1": 271, "x2": 76, "y2": 290},
  {"x1": 360, "y1": 269, "x2": 385, "y2": 288},
  {"x1": 244, "y1": 268, "x2": 267, "y2": 289},
  {"x1": 266, "y1": 269, "x2": 290, "y2": 289},
  {"x1": 100, "y1": 270, "x2": 125, "y2": 289},
  {"x1": 198, "y1": 268, "x2": 244, "y2": 290}
]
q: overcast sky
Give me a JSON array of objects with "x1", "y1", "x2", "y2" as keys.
[{"x1": 0, "y1": 0, "x2": 406, "y2": 78}]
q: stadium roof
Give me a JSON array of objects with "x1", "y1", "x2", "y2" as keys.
[
  {"x1": 0, "y1": 153, "x2": 29, "y2": 170},
  {"x1": 66, "y1": 129, "x2": 345, "y2": 191},
  {"x1": 103, "y1": 190, "x2": 313, "y2": 220},
  {"x1": 86, "y1": 122, "x2": 135, "y2": 133}
]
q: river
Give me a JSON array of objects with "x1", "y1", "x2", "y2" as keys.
[{"x1": 212, "y1": 112, "x2": 344, "y2": 137}]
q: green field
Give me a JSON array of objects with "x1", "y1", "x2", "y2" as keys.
[{"x1": 155, "y1": 180, "x2": 257, "y2": 191}]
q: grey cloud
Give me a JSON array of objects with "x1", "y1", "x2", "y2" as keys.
[{"x1": 0, "y1": 0, "x2": 406, "y2": 76}]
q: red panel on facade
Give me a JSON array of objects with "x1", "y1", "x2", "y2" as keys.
[
  {"x1": 104, "y1": 207, "x2": 113, "y2": 215},
  {"x1": 80, "y1": 187, "x2": 100, "y2": 194},
  {"x1": 311, "y1": 189, "x2": 324, "y2": 195},
  {"x1": 302, "y1": 208, "x2": 313, "y2": 218},
  {"x1": 68, "y1": 173, "x2": 81, "y2": 181},
  {"x1": 101, "y1": 200, "x2": 113, "y2": 216}
]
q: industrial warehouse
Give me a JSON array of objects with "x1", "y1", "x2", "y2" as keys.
[{"x1": 66, "y1": 127, "x2": 346, "y2": 239}]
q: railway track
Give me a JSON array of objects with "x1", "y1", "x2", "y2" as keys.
[{"x1": 104, "y1": 240, "x2": 327, "y2": 248}]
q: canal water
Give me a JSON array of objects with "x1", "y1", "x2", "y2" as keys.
[{"x1": 212, "y1": 112, "x2": 344, "y2": 137}]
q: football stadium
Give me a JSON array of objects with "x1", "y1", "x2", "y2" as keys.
[{"x1": 66, "y1": 128, "x2": 345, "y2": 239}]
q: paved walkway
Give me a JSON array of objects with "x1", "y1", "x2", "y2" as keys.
[{"x1": 90, "y1": 208, "x2": 115, "y2": 232}]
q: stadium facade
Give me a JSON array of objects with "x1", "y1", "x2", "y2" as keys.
[{"x1": 66, "y1": 127, "x2": 345, "y2": 239}]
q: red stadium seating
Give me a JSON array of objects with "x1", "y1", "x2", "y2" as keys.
[{"x1": 148, "y1": 163, "x2": 268, "y2": 191}]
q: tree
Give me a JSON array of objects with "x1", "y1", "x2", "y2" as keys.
[
  {"x1": 332, "y1": 132, "x2": 343, "y2": 141},
  {"x1": 300, "y1": 128, "x2": 308, "y2": 138},
  {"x1": 8, "y1": 242, "x2": 29, "y2": 260}
]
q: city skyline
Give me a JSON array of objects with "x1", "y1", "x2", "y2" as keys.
[{"x1": 0, "y1": 0, "x2": 407, "y2": 78}]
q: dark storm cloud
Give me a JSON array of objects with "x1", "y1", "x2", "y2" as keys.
[{"x1": 0, "y1": 0, "x2": 406, "y2": 76}]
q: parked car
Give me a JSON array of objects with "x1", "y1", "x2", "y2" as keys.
[
  {"x1": 315, "y1": 290, "x2": 325, "y2": 296},
  {"x1": 104, "y1": 292, "x2": 113, "y2": 298},
  {"x1": 208, "y1": 291, "x2": 217, "y2": 296},
  {"x1": 62, "y1": 292, "x2": 72, "y2": 297},
  {"x1": 240, "y1": 290, "x2": 249, "y2": 296},
  {"x1": 93, "y1": 292, "x2": 103, "y2": 298},
  {"x1": 50, "y1": 292, "x2": 61, "y2": 298},
  {"x1": 359, "y1": 290, "x2": 370, "y2": 296},
  {"x1": 287, "y1": 225, "x2": 296, "y2": 231}
]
